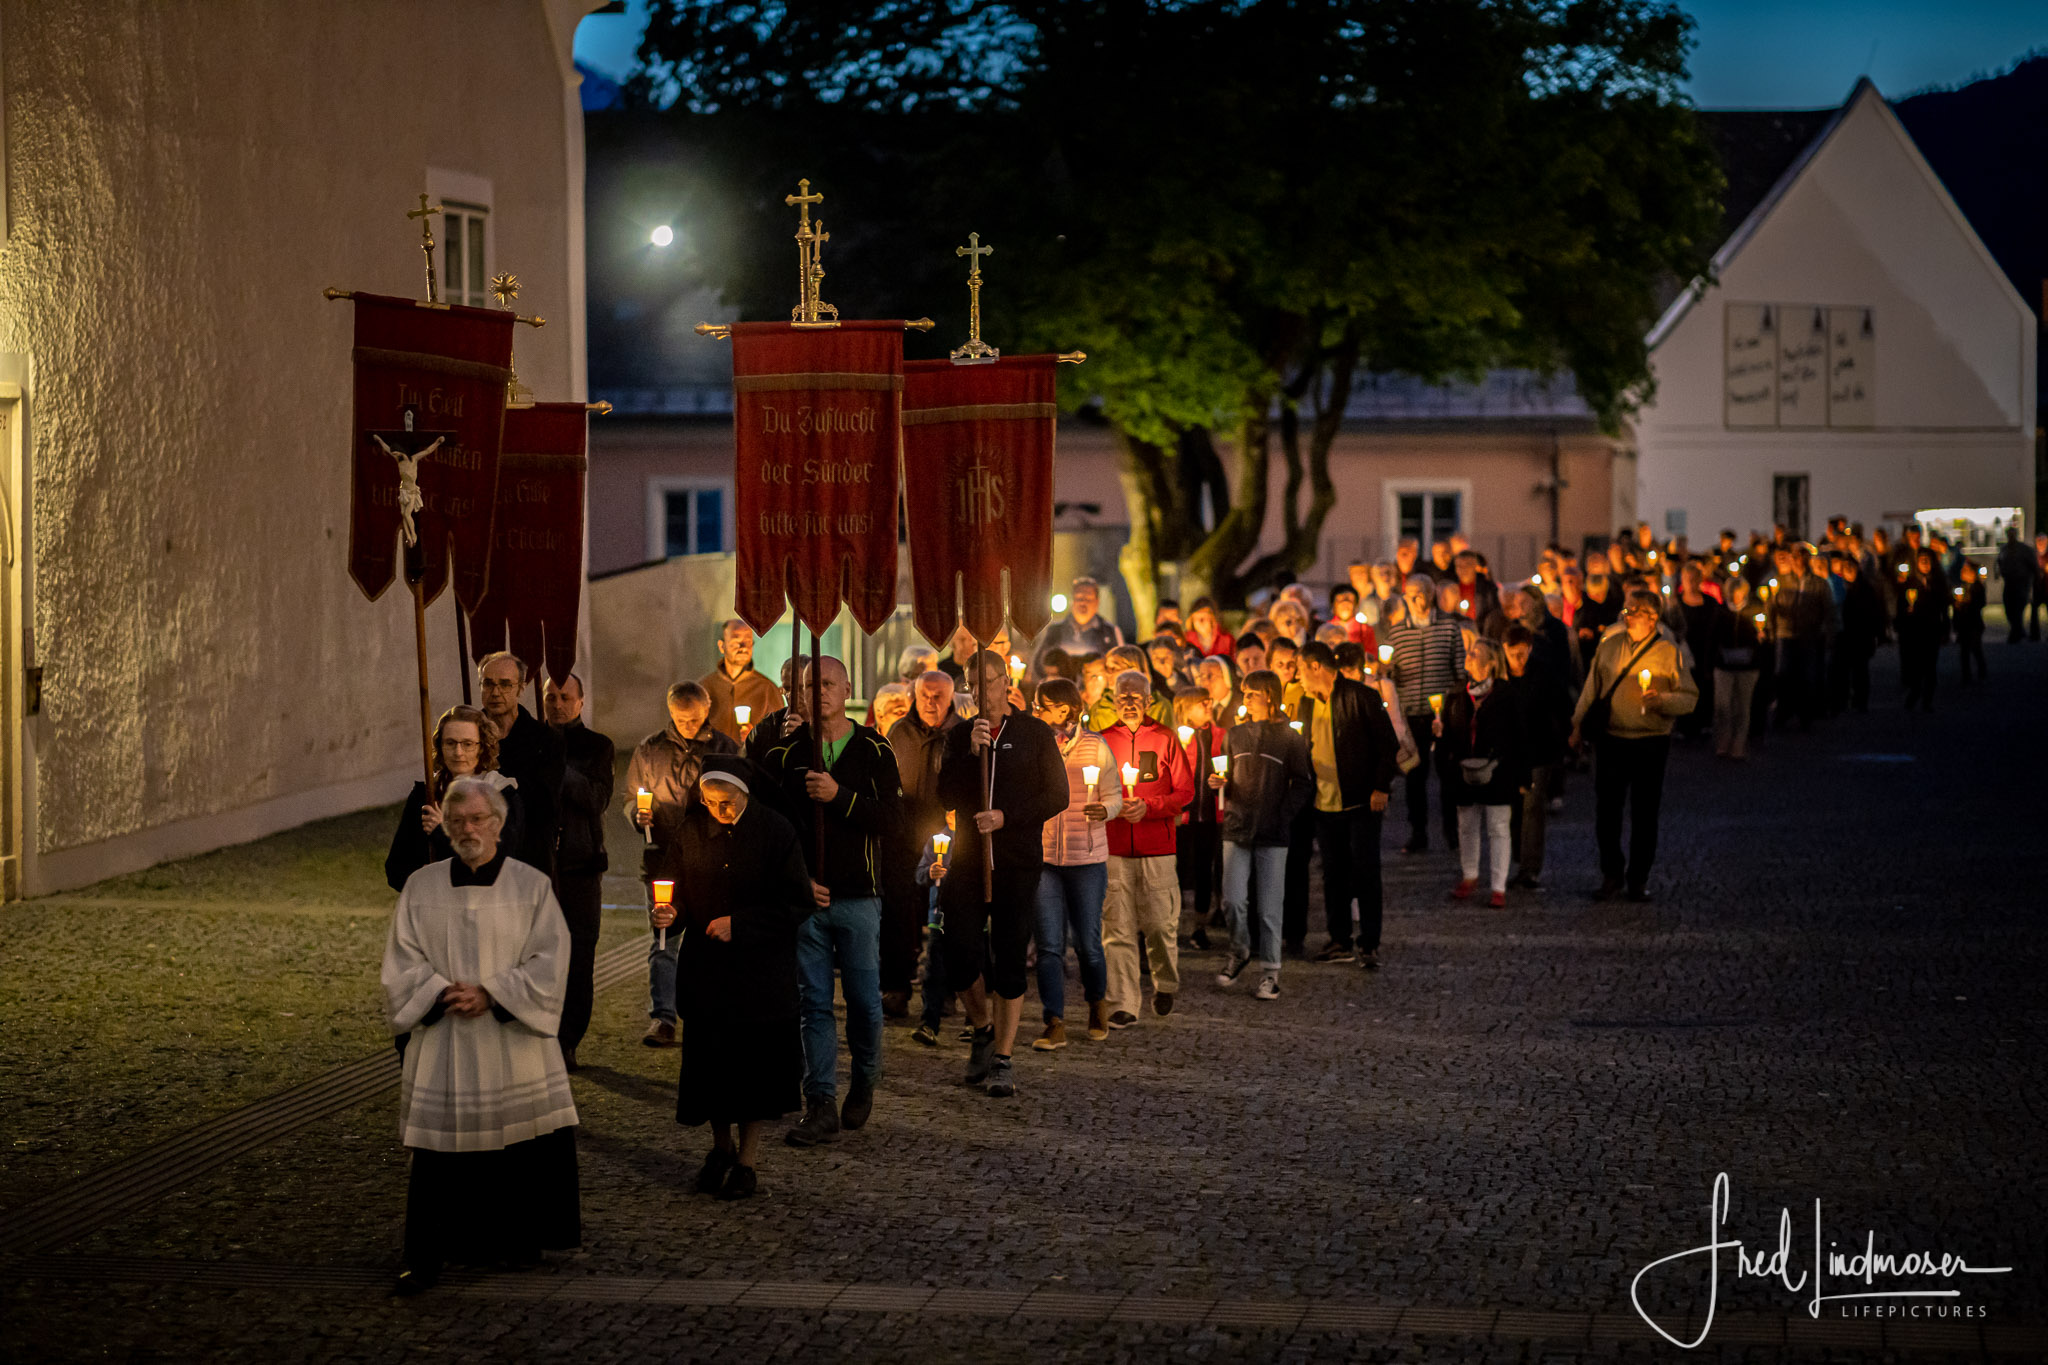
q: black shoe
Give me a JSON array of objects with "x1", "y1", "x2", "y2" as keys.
[
  {"x1": 964, "y1": 1025, "x2": 996, "y2": 1084},
  {"x1": 1313, "y1": 941, "x2": 1355, "y2": 963},
  {"x1": 911, "y1": 1021, "x2": 939, "y2": 1047},
  {"x1": 1108, "y1": 1010, "x2": 1138, "y2": 1029},
  {"x1": 984, "y1": 1055, "x2": 1015, "y2": 1098},
  {"x1": 1190, "y1": 927, "x2": 1211, "y2": 950},
  {"x1": 1152, "y1": 991, "x2": 1175, "y2": 1017},
  {"x1": 1510, "y1": 874, "x2": 1544, "y2": 891},
  {"x1": 841, "y1": 1081, "x2": 874, "y2": 1131},
  {"x1": 719, "y1": 1164, "x2": 759, "y2": 1201},
  {"x1": 1594, "y1": 877, "x2": 1624, "y2": 901},
  {"x1": 881, "y1": 990, "x2": 910, "y2": 1019},
  {"x1": 1624, "y1": 886, "x2": 1653, "y2": 904},
  {"x1": 393, "y1": 1262, "x2": 440, "y2": 1297},
  {"x1": 1359, "y1": 950, "x2": 1380, "y2": 971},
  {"x1": 695, "y1": 1146, "x2": 737, "y2": 1194},
  {"x1": 784, "y1": 1097, "x2": 840, "y2": 1147}
]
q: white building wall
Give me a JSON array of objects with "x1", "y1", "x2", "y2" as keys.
[
  {"x1": 0, "y1": 1, "x2": 599, "y2": 894},
  {"x1": 1637, "y1": 85, "x2": 2036, "y2": 540}
]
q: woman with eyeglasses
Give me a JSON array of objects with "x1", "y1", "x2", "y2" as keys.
[{"x1": 385, "y1": 704, "x2": 527, "y2": 892}]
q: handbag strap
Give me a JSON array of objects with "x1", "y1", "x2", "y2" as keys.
[{"x1": 1600, "y1": 635, "x2": 1661, "y2": 705}]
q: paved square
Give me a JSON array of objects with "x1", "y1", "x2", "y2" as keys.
[{"x1": 3, "y1": 648, "x2": 2042, "y2": 1361}]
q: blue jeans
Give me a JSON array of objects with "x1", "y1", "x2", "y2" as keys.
[
  {"x1": 795, "y1": 896, "x2": 883, "y2": 1101},
  {"x1": 647, "y1": 924, "x2": 680, "y2": 1023},
  {"x1": 1034, "y1": 862, "x2": 1109, "y2": 1021},
  {"x1": 1223, "y1": 842, "x2": 1288, "y2": 972}
]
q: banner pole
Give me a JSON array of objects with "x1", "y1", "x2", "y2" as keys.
[
  {"x1": 409, "y1": 578, "x2": 434, "y2": 788},
  {"x1": 453, "y1": 606, "x2": 473, "y2": 705},
  {"x1": 810, "y1": 628, "x2": 825, "y2": 872},
  {"x1": 976, "y1": 635, "x2": 994, "y2": 901}
]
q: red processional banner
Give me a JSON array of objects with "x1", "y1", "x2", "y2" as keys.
[
  {"x1": 730, "y1": 321, "x2": 905, "y2": 636},
  {"x1": 900, "y1": 355, "x2": 1058, "y2": 648},
  {"x1": 465, "y1": 402, "x2": 588, "y2": 686},
  {"x1": 345, "y1": 292, "x2": 515, "y2": 609}
]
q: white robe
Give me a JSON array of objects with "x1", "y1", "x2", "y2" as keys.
[{"x1": 382, "y1": 856, "x2": 578, "y2": 1152}]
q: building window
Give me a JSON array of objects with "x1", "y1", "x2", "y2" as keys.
[
  {"x1": 1772, "y1": 474, "x2": 1810, "y2": 541},
  {"x1": 439, "y1": 202, "x2": 490, "y2": 307},
  {"x1": 646, "y1": 478, "x2": 732, "y2": 560},
  {"x1": 1397, "y1": 490, "x2": 1462, "y2": 547}
]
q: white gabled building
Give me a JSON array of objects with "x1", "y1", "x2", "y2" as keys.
[{"x1": 1635, "y1": 79, "x2": 2036, "y2": 548}]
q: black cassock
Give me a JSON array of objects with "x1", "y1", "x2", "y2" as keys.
[{"x1": 658, "y1": 800, "x2": 817, "y2": 1126}]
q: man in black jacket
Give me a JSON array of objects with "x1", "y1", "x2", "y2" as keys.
[
  {"x1": 760, "y1": 655, "x2": 902, "y2": 1147},
  {"x1": 626, "y1": 681, "x2": 739, "y2": 1048},
  {"x1": 1296, "y1": 643, "x2": 1398, "y2": 969},
  {"x1": 544, "y1": 672, "x2": 613, "y2": 1070},
  {"x1": 477, "y1": 651, "x2": 565, "y2": 877},
  {"x1": 937, "y1": 650, "x2": 1069, "y2": 1099},
  {"x1": 883, "y1": 670, "x2": 960, "y2": 1016}
]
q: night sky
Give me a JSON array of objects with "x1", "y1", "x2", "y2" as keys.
[{"x1": 573, "y1": 0, "x2": 2046, "y2": 109}]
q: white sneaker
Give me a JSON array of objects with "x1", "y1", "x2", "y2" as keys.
[
  {"x1": 1215, "y1": 951, "x2": 1251, "y2": 988},
  {"x1": 1253, "y1": 974, "x2": 1280, "y2": 1001}
]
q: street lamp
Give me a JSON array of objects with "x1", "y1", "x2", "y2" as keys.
[{"x1": 650, "y1": 225, "x2": 674, "y2": 247}]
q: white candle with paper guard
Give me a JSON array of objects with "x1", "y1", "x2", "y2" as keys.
[
  {"x1": 932, "y1": 832, "x2": 950, "y2": 868},
  {"x1": 1176, "y1": 725, "x2": 1194, "y2": 747},
  {"x1": 1212, "y1": 755, "x2": 1227, "y2": 776},
  {"x1": 636, "y1": 788, "x2": 653, "y2": 844},
  {"x1": 1120, "y1": 762, "x2": 1138, "y2": 796},
  {"x1": 1081, "y1": 763, "x2": 1100, "y2": 802},
  {"x1": 652, "y1": 879, "x2": 674, "y2": 951},
  {"x1": 734, "y1": 704, "x2": 751, "y2": 727}
]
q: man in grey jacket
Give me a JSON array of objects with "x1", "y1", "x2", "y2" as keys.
[{"x1": 1571, "y1": 591, "x2": 1698, "y2": 903}]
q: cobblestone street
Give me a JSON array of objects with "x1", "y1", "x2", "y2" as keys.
[{"x1": 4, "y1": 643, "x2": 2043, "y2": 1363}]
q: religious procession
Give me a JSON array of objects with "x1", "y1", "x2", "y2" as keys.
[
  {"x1": 7, "y1": 4, "x2": 2042, "y2": 1359},
  {"x1": 361, "y1": 167, "x2": 2043, "y2": 1296}
]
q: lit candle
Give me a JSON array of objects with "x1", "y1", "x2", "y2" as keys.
[
  {"x1": 1638, "y1": 668, "x2": 1652, "y2": 691},
  {"x1": 932, "y1": 832, "x2": 951, "y2": 867},
  {"x1": 1236, "y1": 704, "x2": 1246, "y2": 720},
  {"x1": 1377, "y1": 644, "x2": 1394, "y2": 663},
  {"x1": 1177, "y1": 724, "x2": 1194, "y2": 747},
  {"x1": 1428, "y1": 693, "x2": 1444, "y2": 717},
  {"x1": 636, "y1": 787, "x2": 653, "y2": 844},
  {"x1": 1289, "y1": 720, "x2": 1303, "y2": 734},
  {"x1": 652, "y1": 879, "x2": 674, "y2": 951},
  {"x1": 1120, "y1": 762, "x2": 1139, "y2": 796},
  {"x1": 1081, "y1": 763, "x2": 1100, "y2": 801},
  {"x1": 1769, "y1": 578, "x2": 1779, "y2": 589},
  {"x1": 734, "y1": 704, "x2": 752, "y2": 727},
  {"x1": 1753, "y1": 613, "x2": 1766, "y2": 626},
  {"x1": 1009, "y1": 654, "x2": 1025, "y2": 682},
  {"x1": 1459, "y1": 599, "x2": 1470, "y2": 613},
  {"x1": 1212, "y1": 754, "x2": 1228, "y2": 776}
]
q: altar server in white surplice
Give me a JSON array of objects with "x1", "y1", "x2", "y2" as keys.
[{"x1": 382, "y1": 776, "x2": 580, "y2": 1296}]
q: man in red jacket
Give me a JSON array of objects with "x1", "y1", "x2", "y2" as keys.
[{"x1": 1100, "y1": 670, "x2": 1196, "y2": 1026}]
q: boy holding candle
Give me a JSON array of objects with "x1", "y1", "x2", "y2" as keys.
[
  {"x1": 1212, "y1": 670, "x2": 1313, "y2": 997},
  {"x1": 910, "y1": 811, "x2": 959, "y2": 1048},
  {"x1": 1172, "y1": 687, "x2": 1222, "y2": 948}
]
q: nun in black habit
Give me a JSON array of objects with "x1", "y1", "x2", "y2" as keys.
[{"x1": 651, "y1": 754, "x2": 819, "y2": 1200}]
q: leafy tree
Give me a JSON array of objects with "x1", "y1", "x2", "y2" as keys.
[{"x1": 632, "y1": 0, "x2": 1723, "y2": 620}]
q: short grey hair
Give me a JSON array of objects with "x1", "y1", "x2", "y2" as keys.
[
  {"x1": 1112, "y1": 669, "x2": 1151, "y2": 697},
  {"x1": 1404, "y1": 573, "x2": 1437, "y2": 596},
  {"x1": 915, "y1": 668, "x2": 956, "y2": 696},
  {"x1": 442, "y1": 776, "x2": 508, "y2": 824}
]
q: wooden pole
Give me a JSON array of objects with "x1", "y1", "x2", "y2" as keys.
[
  {"x1": 810, "y1": 628, "x2": 825, "y2": 872},
  {"x1": 409, "y1": 578, "x2": 434, "y2": 787},
  {"x1": 976, "y1": 637, "x2": 994, "y2": 901},
  {"x1": 454, "y1": 606, "x2": 473, "y2": 705}
]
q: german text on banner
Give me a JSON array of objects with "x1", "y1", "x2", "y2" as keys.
[
  {"x1": 466, "y1": 402, "x2": 588, "y2": 687},
  {"x1": 345, "y1": 292, "x2": 515, "y2": 609},
  {"x1": 901, "y1": 355, "x2": 1058, "y2": 647},
  {"x1": 730, "y1": 321, "x2": 904, "y2": 636}
]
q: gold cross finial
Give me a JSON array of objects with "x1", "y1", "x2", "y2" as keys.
[
  {"x1": 408, "y1": 194, "x2": 445, "y2": 304},
  {"x1": 784, "y1": 178, "x2": 838, "y2": 327},
  {"x1": 491, "y1": 273, "x2": 532, "y2": 402},
  {"x1": 950, "y1": 232, "x2": 999, "y2": 363},
  {"x1": 490, "y1": 273, "x2": 520, "y2": 309}
]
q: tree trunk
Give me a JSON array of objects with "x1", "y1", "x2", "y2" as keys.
[{"x1": 1112, "y1": 429, "x2": 1169, "y2": 637}]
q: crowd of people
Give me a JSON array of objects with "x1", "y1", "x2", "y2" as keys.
[{"x1": 376, "y1": 516, "x2": 2040, "y2": 1292}]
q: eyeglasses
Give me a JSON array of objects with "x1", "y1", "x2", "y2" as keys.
[{"x1": 443, "y1": 739, "x2": 481, "y2": 751}]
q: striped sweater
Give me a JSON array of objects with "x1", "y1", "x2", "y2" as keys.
[{"x1": 1381, "y1": 615, "x2": 1468, "y2": 716}]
